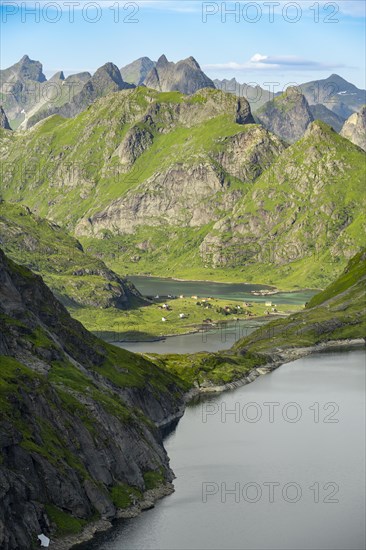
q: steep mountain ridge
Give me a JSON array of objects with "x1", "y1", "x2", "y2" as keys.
[
  {"x1": 0, "y1": 248, "x2": 187, "y2": 549},
  {"x1": 24, "y1": 62, "x2": 134, "y2": 129},
  {"x1": 214, "y1": 78, "x2": 277, "y2": 112},
  {"x1": 0, "y1": 87, "x2": 263, "y2": 230}
]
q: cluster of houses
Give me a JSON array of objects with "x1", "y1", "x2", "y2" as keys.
[
  {"x1": 264, "y1": 301, "x2": 278, "y2": 315},
  {"x1": 157, "y1": 293, "x2": 279, "y2": 323}
]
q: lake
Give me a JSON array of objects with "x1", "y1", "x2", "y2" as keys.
[
  {"x1": 116, "y1": 319, "x2": 267, "y2": 354},
  {"x1": 77, "y1": 349, "x2": 366, "y2": 550},
  {"x1": 129, "y1": 276, "x2": 317, "y2": 305}
]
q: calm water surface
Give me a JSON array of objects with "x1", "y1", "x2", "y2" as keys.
[
  {"x1": 129, "y1": 276, "x2": 317, "y2": 305},
  {"x1": 79, "y1": 349, "x2": 366, "y2": 550},
  {"x1": 116, "y1": 319, "x2": 266, "y2": 354}
]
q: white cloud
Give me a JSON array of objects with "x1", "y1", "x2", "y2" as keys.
[{"x1": 204, "y1": 54, "x2": 346, "y2": 72}]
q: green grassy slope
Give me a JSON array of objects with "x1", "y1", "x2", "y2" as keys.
[
  {"x1": 0, "y1": 88, "x2": 256, "y2": 225},
  {"x1": 1, "y1": 89, "x2": 365, "y2": 290},
  {"x1": 0, "y1": 201, "x2": 144, "y2": 309},
  {"x1": 233, "y1": 249, "x2": 366, "y2": 354},
  {"x1": 200, "y1": 121, "x2": 366, "y2": 288}
]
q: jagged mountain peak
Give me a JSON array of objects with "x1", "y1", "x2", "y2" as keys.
[
  {"x1": 120, "y1": 57, "x2": 156, "y2": 85},
  {"x1": 182, "y1": 56, "x2": 201, "y2": 69},
  {"x1": 156, "y1": 54, "x2": 169, "y2": 68},
  {"x1": 145, "y1": 55, "x2": 215, "y2": 95},
  {"x1": 1, "y1": 54, "x2": 47, "y2": 84}
]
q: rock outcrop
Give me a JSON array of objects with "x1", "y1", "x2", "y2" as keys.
[
  {"x1": 256, "y1": 87, "x2": 314, "y2": 143},
  {"x1": 340, "y1": 106, "x2": 366, "y2": 151}
]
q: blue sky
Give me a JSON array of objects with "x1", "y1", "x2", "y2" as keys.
[{"x1": 1, "y1": 1, "x2": 365, "y2": 88}]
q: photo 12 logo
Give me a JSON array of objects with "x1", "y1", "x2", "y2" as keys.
[
  {"x1": 201, "y1": 2, "x2": 340, "y2": 24},
  {"x1": 202, "y1": 481, "x2": 340, "y2": 503},
  {"x1": 2, "y1": 2, "x2": 140, "y2": 24},
  {"x1": 202, "y1": 400, "x2": 340, "y2": 423}
]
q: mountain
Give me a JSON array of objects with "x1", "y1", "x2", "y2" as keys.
[
  {"x1": 0, "y1": 87, "x2": 263, "y2": 231},
  {"x1": 0, "y1": 247, "x2": 187, "y2": 549},
  {"x1": 308, "y1": 104, "x2": 345, "y2": 132},
  {"x1": 200, "y1": 121, "x2": 366, "y2": 288},
  {"x1": 0, "y1": 201, "x2": 144, "y2": 309},
  {"x1": 120, "y1": 57, "x2": 156, "y2": 85},
  {"x1": 0, "y1": 55, "x2": 47, "y2": 128},
  {"x1": 24, "y1": 62, "x2": 134, "y2": 129},
  {"x1": 255, "y1": 87, "x2": 314, "y2": 143},
  {"x1": 214, "y1": 78, "x2": 277, "y2": 112},
  {"x1": 1, "y1": 88, "x2": 365, "y2": 288},
  {"x1": 0, "y1": 106, "x2": 11, "y2": 130},
  {"x1": 340, "y1": 105, "x2": 366, "y2": 151},
  {"x1": 300, "y1": 74, "x2": 366, "y2": 119},
  {"x1": 234, "y1": 249, "x2": 366, "y2": 354},
  {"x1": 144, "y1": 55, "x2": 215, "y2": 94}
]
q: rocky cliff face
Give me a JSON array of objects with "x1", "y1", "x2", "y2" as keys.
[
  {"x1": 75, "y1": 125, "x2": 284, "y2": 237},
  {"x1": 0, "y1": 248, "x2": 187, "y2": 550},
  {"x1": 256, "y1": 88, "x2": 314, "y2": 143},
  {"x1": 0, "y1": 107, "x2": 11, "y2": 130},
  {"x1": 144, "y1": 55, "x2": 215, "y2": 95},
  {"x1": 340, "y1": 106, "x2": 366, "y2": 151}
]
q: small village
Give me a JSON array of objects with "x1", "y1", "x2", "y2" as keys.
[{"x1": 151, "y1": 294, "x2": 280, "y2": 324}]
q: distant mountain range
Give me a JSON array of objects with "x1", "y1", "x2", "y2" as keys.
[{"x1": 1, "y1": 54, "x2": 365, "y2": 133}]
